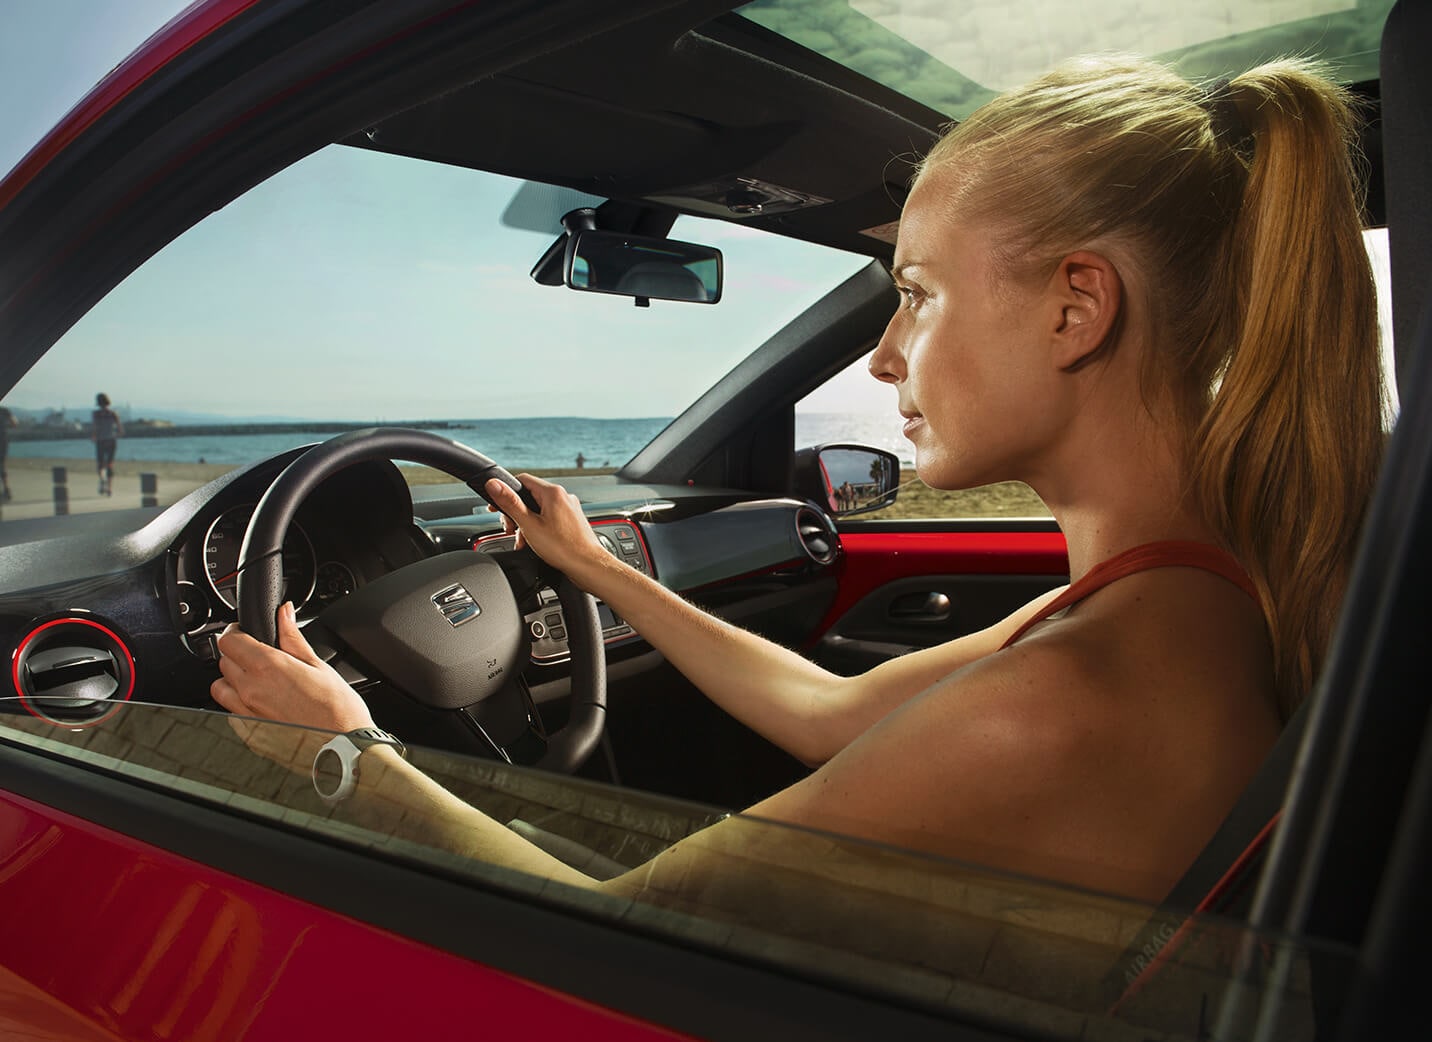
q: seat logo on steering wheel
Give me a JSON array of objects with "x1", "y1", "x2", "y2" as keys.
[{"x1": 432, "y1": 583, "x2": 482, "y2": 627}]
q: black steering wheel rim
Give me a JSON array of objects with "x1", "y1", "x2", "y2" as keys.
[{"x1": 234, "y1": 426, "x2": 606, "y2": 772}]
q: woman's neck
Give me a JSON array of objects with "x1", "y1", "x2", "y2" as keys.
[{"x1": 1029, "y1": 390, "x2": 1214, "y2": 581}]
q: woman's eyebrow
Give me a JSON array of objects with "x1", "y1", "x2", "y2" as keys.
[{"x1": 890, "y1": 262, "x2": 926, "y2": 282}]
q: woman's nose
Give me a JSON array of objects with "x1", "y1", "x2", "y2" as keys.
[{"x1": 868, "y1": 318, "x2": 904, "y2": 384}]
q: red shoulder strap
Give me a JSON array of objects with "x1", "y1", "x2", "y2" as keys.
[{"x1": 1000, "y1": 540, "x2": 1260, "y2": 651}]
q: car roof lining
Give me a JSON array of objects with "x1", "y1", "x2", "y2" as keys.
[{"x1": 339, "y1": 11, "x2": 943, "y2": 259}]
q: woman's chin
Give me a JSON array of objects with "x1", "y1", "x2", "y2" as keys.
[{"x1": 914, "y1": 455, "x2": 995, "y2": 493}]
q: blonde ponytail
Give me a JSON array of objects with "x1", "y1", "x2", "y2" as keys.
[{"x1": 1192, "y1": 65, "x2": 1383, "y2": 714}]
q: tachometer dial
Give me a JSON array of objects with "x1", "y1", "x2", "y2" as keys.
[
  {"x1": 315, "y1": 561, "x2": 356, "y2": 604},
  {"x1": 203, "y1": 504, "x2": 316, "y2": 611}
]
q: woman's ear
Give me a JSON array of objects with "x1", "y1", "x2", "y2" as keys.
[{"x1": 1049, "y1": 250, "x2": 1123, "y2": 372}]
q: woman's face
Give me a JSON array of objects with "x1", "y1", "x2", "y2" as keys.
[{"x1": 869, "y1": 172, "x2": 1065, "y2": 492}]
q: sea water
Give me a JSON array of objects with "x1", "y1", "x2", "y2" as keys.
[{"x1": 9, "y1": 413, "x2": 913, "y2": 470}]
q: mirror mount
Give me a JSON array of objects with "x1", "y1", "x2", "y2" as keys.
[{"x1": 529, "y1": 206, "x2": 722, "y2": 306}]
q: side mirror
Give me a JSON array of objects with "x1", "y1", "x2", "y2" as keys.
[
  {"x1": 566, "y1": 229, "x2": 722, "y2": 305},
  {"x1": 794, "y1": 444, "x2": 901, "y2": 517}
]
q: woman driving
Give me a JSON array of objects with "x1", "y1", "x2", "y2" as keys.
[{"x1": 211, "y1": 55, "x2": 1383, "y2": 905}]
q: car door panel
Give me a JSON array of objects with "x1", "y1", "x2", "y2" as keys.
[{"x1": 810, "y1": 528, "x2": 1068, "y2": 675}]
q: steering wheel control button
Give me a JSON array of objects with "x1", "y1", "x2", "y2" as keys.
[
  {"x1": 432, "y1": 583, "x2": 481, "y2": 627},
  {"x1": 530, "y1": 619, "x2": 547, "y2": 639}
]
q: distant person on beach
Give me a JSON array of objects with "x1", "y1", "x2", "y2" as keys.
[
  {"x1": 575, "y1": 452, "x2": 586, "y2": 469},
  {"x1": 91, "y1": 393, "x2": 123, "y2": 496},
  {"x1": 0, "y1": 404, "x2": 14, "y2": 501}
]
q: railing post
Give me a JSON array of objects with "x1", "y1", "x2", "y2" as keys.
[
  {"x1": 140, "y1": 472, "x2": 158, "y2": 508},
  {"x1": 51, "y1": 466, "x2": 68, "y2": 516}
]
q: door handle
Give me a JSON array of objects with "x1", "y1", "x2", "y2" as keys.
[{"x1": 887, "y1": 591, "x2": 952, "y2": 623}]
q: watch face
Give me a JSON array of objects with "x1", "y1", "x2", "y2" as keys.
[{"x1": 313, "y1": 744, "x2": 346, "y2": 800}]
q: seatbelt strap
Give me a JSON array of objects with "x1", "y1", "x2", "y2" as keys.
[{"x1": 1100, "y1": 699, "x2": 1311, "y2": 1010}]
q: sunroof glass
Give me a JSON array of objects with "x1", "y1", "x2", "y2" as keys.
[{"x1": 737, "y1": 0, "x2": 1393, "y2": 118}]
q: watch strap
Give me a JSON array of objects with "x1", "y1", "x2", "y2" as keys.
[{"x1": 312, "y1": 726, "x2": 405, "y2": 804}]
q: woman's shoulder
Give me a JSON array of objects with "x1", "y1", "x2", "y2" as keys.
[{"x1": 838, "y1": 575, "x2": 1278, "y2": 895}]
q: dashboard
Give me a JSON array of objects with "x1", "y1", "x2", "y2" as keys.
[{"x1": 0, "y1": 444, "x2": 844, "y2": 733}]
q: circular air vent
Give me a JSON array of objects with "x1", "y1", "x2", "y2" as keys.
[
  {"x1": 795, "y1": 506, "x2": 840, "y2": 565},
  {"x1": 11, "y1": 617, "x2": 135, "y2": 726}
]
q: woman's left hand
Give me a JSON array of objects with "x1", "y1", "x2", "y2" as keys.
[{"x1": 210, "y1": 601, "x2": 375, "y2": 734}]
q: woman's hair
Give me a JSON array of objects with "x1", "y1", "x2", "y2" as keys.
[
  {"x1": 95, "y1": 393, "x2": 110, "y2": 408},
  {"x1": 920, "y1": 56, "x2": 1383, "y2": 715}
]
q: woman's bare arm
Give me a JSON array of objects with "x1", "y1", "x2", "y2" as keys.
[{"x1": 213, "y1": 607, "x2": 1146, "y2": 906}]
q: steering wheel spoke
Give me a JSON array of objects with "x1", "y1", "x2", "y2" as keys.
[
  {"x1": 459, "y1": 675, "x2": 550, "y2": 765},
  {"x1": 301, "y1": 619, "x2": 371, "y2": 688}
]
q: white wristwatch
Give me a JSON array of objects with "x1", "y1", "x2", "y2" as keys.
[{"x1": 312, "y1": 726, "x2": 406, "y2": 804}]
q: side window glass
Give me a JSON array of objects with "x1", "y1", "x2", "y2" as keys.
[
  {"x1": 795, "y1": 350, "x2": 1050, "y2": 520},
  {"x1": 0, "y1": 700, "x2": 1348, "y2": 1041}
]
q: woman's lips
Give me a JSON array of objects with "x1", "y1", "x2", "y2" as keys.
[{"x1": 901, "y1": 413, "x2": 924, "y2": 438}]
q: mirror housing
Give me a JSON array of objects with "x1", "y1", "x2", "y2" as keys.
[
  {"x1": 564, "y1": 228, "x2": 721, "y2": 305},
  {"x1": 794, "y1": 444, "x2": 901, "y2": 517}
]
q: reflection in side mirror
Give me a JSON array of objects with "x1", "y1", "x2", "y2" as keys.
[
  {"x1": 565, "y1": 229, "x2": 722, "y2": 305},
  {"x1": 794, "y1": 444, "x2": 901, "y2": 517}
]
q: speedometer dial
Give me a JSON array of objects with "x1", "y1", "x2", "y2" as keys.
[{"x1": 203, "y1": 504, "x2": 317, "y2": 611}]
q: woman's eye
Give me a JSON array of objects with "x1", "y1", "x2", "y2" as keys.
[{"x1": 898, "y1": 285, "x2": 923, "y2": 310}]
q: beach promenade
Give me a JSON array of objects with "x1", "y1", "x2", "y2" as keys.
[{"x1": 0, "y1": 458, "x2": 235, "y2": 522}]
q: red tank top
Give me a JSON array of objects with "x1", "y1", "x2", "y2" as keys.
[{"x1": 1000, "y1": 540, "x2": 1260, "y2": 651}]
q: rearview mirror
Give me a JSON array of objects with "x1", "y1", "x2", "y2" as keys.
[
  {"x1": 794, "y1": 444, "x2": 901, "y2": 517},
  {"x1": 565, "y1": 229, "x2": 722, "y2": 305}
]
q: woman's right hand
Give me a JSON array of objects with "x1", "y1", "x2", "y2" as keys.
[{"x1": 485, "y1": 473, "x2": 611, "y2": 584}]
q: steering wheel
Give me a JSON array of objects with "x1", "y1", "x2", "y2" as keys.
[{"x1": 233, "y1": 427, "x2": 606, "y2": 772}]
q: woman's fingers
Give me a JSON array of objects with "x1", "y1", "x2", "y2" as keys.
[
  {"x1": 210, "y1": 675, "x2": 240, "y2": 711},
  {"x1": 276, "y1": 601, "x2": 322, "y2": 666},
  {"x1": 485, "y1": 477, "x2": 527, "y2": 517}
]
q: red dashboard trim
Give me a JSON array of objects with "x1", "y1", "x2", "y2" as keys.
[
  {"x1": 10, "y1": 616, "x2": 136, "y2": 727},
  {"x1": 811, "y1": 529, "x2": 1069, "y2": 640}
]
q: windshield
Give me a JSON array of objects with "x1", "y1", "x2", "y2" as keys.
[{"x1": 0, "y1": 146, "x2": 867, "y2": 521}]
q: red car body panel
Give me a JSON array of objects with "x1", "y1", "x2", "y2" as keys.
[
  {"x1": 0, "y1": 790, "x2": 691, "y2": 1042},
  {"x1": 0, "y1": 0, "x2": 263, "y2": 211},
  {"x1": 810, "y1": 530, "x2": 1068, "y2": 639}
]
